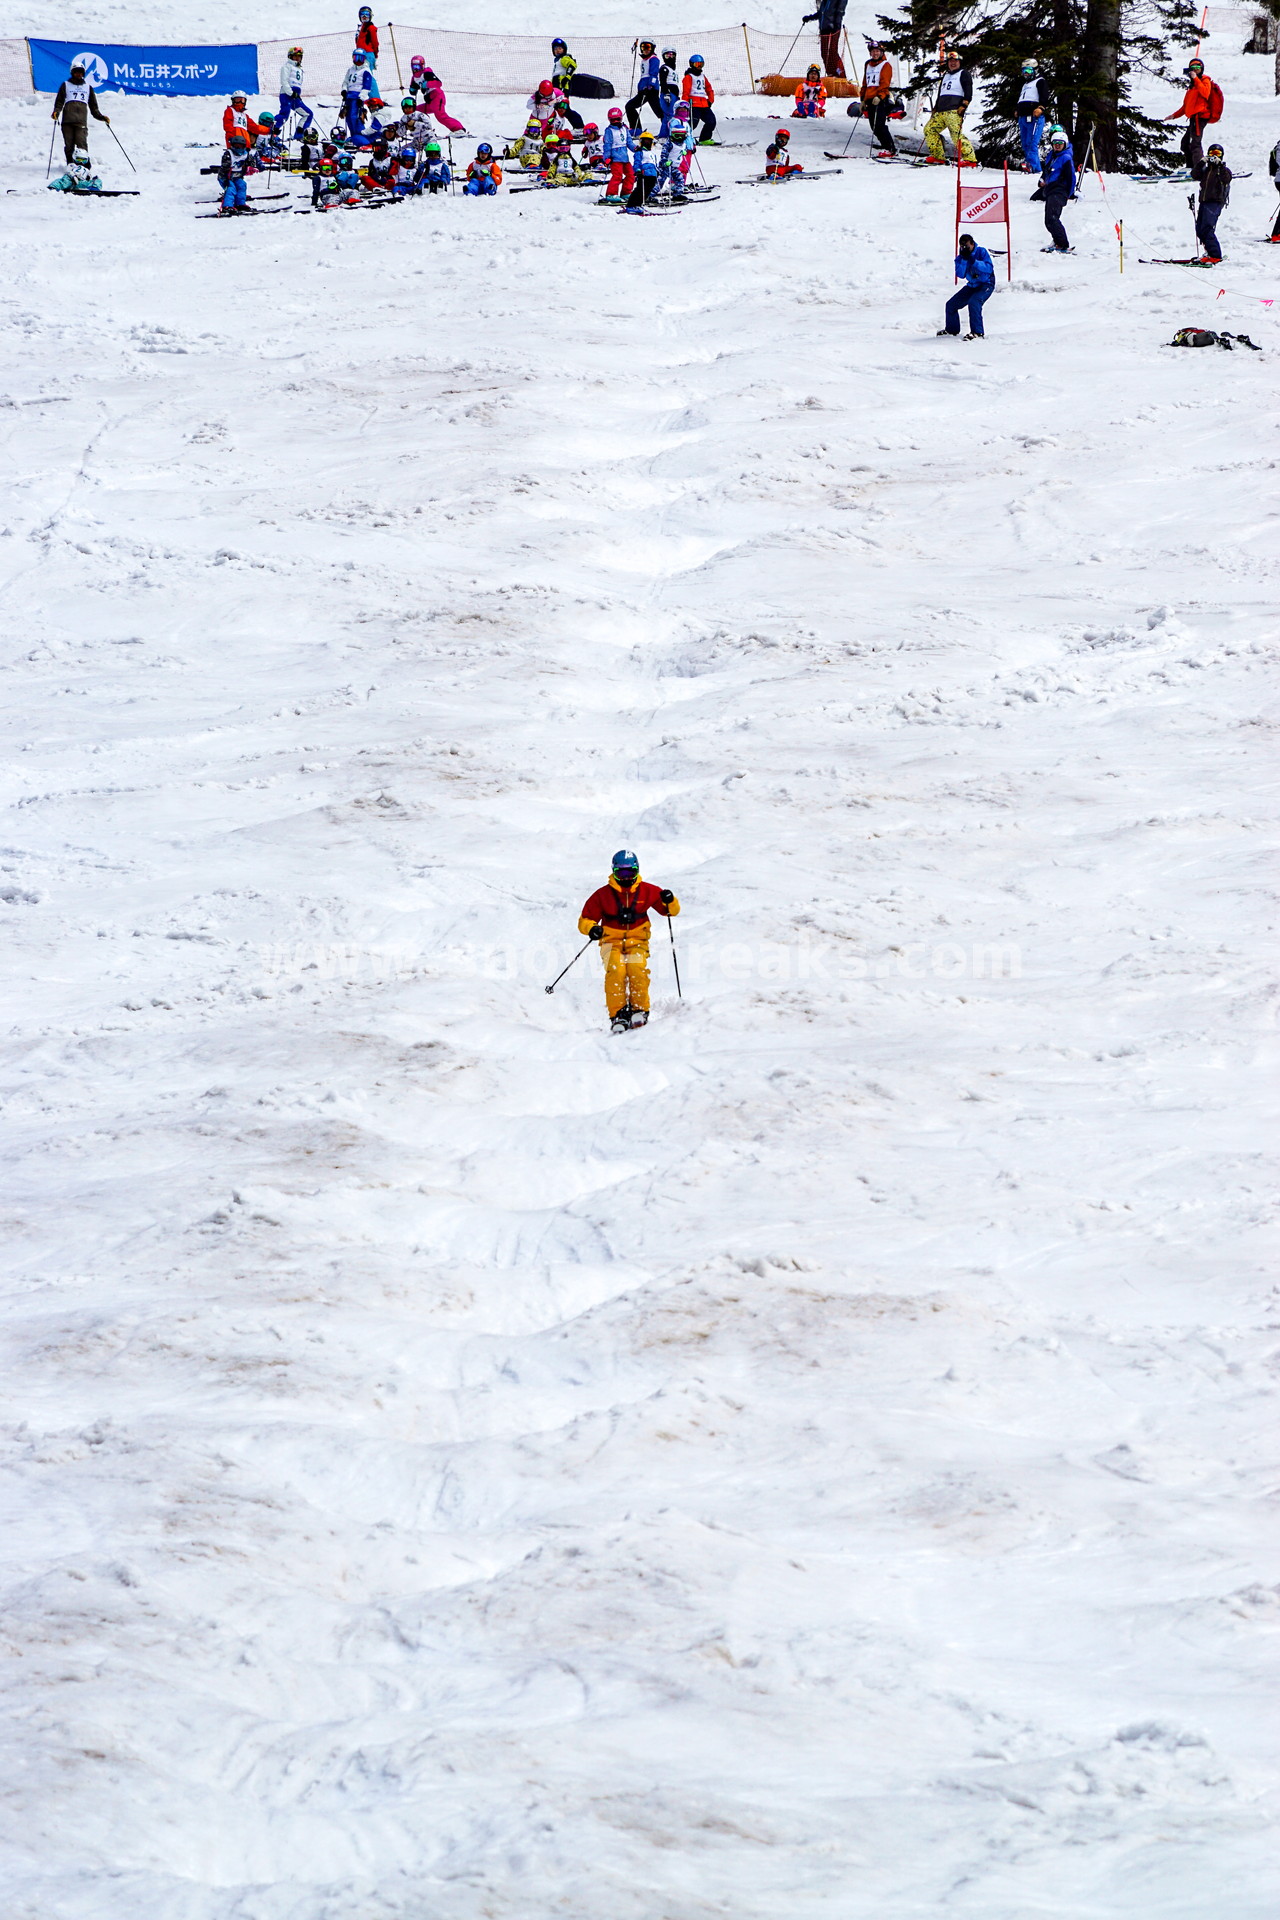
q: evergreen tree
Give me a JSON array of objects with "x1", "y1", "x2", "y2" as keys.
[{"x1": 874, "y1": 0, "x2": 1201, "y2": 170}]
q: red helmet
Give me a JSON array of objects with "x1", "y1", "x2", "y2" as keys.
[
  {"x1": 537, "y1": 79, "x2": 553, "y2": 96},
  {"x1": 775, "y1": 127, "x2": 790, "y2": 141},
  {"x1": 583, "y1": 122, "x2": 599, "y2": 136},
  {"x1": 608, "y1": 106, "x2": 624, "y2": 123}
]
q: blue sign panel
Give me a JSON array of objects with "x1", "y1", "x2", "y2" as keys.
[{"x1": 29, "y1": 38, "x2": 258, "y2": 97}]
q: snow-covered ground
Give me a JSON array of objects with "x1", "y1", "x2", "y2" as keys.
[{"x1": 2, "y1": 22, "x2": 1279, "y2": 1920}]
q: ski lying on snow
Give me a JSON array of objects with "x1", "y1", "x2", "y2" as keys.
[
  {"x1": 57, "y1": 189, "x2": 142, "y2": 197},
  {"x1": 1137, "y1": 256, "x2": 1220, "y2": 267},
  {"x1": 735, "y1": 168, "x2": 843, "y2": 184},
  {"x1": 196, "y1": 204, "x2": 291, "y2": 218}
]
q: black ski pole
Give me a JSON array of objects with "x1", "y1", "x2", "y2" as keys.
[
  {"x1": 779, "y1": 18, "x2": 806, "y2": 77},
  {"x1": 106, "y1": 121, "x2": 137, "y2": 172},
  {"x1": 545, "y1": 937, "x2": 594, "y2": 994},
  {"x1": 666, "y1": 911, "x2": 682, "y2": 998},
  {"x1": 46, "y1": 116, "x2": 58, "y2": 179},
  {"x1": 1187, "y1": 190, "x2": 1197, "y2": 256}
]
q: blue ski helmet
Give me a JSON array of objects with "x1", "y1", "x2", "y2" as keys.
[
  {"x1": 689, "y1": 54, "x2": 705, "y2": 67},
  {"x1": 611, "y1": 849, "x2": 640, "y2": 880},
  {"x1": 352, "y1": 49, "x2": 366, "y2": 64}
]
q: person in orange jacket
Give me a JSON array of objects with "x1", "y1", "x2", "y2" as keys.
[
  {"x1": 681, "y1": 54, "x2": 716, "y2": 143},
  {"x1": 578, "y1": 849, "x2": 679, "y2": 1032},
  {"x1": 793, "y1": 65, "x2": 827, "y2": 117},
  {"x1": 223, "y1": 90, "x2": 264, "y2": 144},
  {"x1": 1165, "y1": 58, "x2": 1216, "y2": 166},
  {"x1": 860, "y1": 40, "x2": 896, "y2": 157}
]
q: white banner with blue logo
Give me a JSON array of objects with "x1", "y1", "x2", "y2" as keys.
[{"x1": 29, "y1": 37, "x2": 258, "y2": 96}]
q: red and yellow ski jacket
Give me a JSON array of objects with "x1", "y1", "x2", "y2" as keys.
[{"x1": 579, "y1": 875, "x2": 680, "y2": 938}]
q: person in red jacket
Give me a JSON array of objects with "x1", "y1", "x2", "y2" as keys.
[
  {"x1": 578, "y1": 849, "x2": 680, "y2": 1032},
  {"x1": 355, "y1": 6, "x2": 379, "y2": 69},
  {"x1": 1165, "y1": 58, "x2": 1216, "y2": 166}
]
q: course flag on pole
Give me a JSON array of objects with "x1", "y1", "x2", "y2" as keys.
[{"x1": 956, "y1": 162, "x2": 1012, "y2": 280}]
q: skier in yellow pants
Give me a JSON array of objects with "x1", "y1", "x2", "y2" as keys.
[
  {"x1": 923, "y1": 50, "x2": 976, "y2": 165},
  {"x1": 578, "y1": 848, "x2": 680, "y2": 1033}
]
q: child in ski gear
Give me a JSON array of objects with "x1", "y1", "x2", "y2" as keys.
[
  {"x1": 794, "y1": 66, "x2": 828, "y2": 117},
  {"x1": 277, "y1": 48, "x2": 313, "y2": 135},
  {"x1": 393, "y1": 143, "x2": 422, "y2": 193},
  {"x1": 580, "y1": 122, "x2": 605, "y2": 172},
  {"x1": 413, "y1": 66, "x2": 465, "y2": 134},
  {"x1": 765, "y1": 128, "x2": 803, "y2": 177},
  {"x1": 218, "y1": 132, "x2": 251, "y2": 213},
  {"x1": 657, "y1": 50, "x2": 680, "y2": 133},
  {"x1": 421, "y1": 139, "x2": 451, "y2": 191},
  {"x1": 51, "y1": 64, "x2": 111, "y2": 164},
  {"x1": 355, "y1": 7, "x2": 378, "y2": 68},
  {"x1": 510, "y1": 119, "x2": 547, "y2": 167},
  {"x1": 924, "y1": 51, "x2": 976, "y2": 164},
  {"x1": 341, "y1": 52, "x2": 379, "y2": 140},
  {"x1": 1166, "y1": 59, "x2": 1218, "y2": 166},
  {"x1": 802, "y1": 0, "x2": 849, "y2": 78},
  {"x1": 578, "y1": 852, "x2": 679, "y2": 1027},
  {"x1": 627, "y1": 43, "x2": 663, "y2": 129},
  {"x1": 1015, "y1": 59, "x2": 1049, "y2": 172},
  {"x1": 625, "y1": 129, "x2": 660, "y2": 205},
  {"x1": 465, "y1": 144, "x2": 502, "y2": 195},
  {"x1": 682, "y1": 56, "x2": 716, "y2": 142},
  {"x1": 940, "y1": 231, "x2": 996, "y2": 336},
  {"x1": 49, "y1": 147, "x2": 101, "y2": 193},
  {"x1": 223, "y1": 90, "x2": 263, "y2": 146},
  {"x1": 1191, "y1": 143, "x2": 1231, "y2": 261},
  {"x1": 528, "y1": 79, "x2": 559, "y2": 127},
  {"x1": 250, "y1": 114, "x2": 284, "y2": 166},
  {"x1": 539, "y1": 131, "x2": 584, "y2": 186},
  {"x1": 551, "y1": 37, "x2": 578, "y2": 91},
  {"x1": 366, "y1": 139, "x2": 395, "y2": 189},
  {"x1": 1270, "y1": 135, "x2": 1280, "y2": 240},
  {"x1": 861, "y1": 43, "x2": 895, "y2": 156},
  {"x1": 298, "y1": 122, "x2": 321, "y2": 166},
  {"x1": 658, "y1": 121, "x2": 695, "y2": 197},
  {"x1": 602, "y1": 109, "x2": 637, "y2": 199},
  {"x1": 310, "y1": 154, "x2": 339, "y2": 205},
  {"x1": 1032, "y1": 129, "x2": 1075, "y2": 250}
]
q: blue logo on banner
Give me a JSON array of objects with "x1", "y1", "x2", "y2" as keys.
[{"x1": 29, "y1": 37, "x2": 258, "y2": 97}]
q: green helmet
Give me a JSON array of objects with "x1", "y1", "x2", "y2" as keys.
[
  {"x1": 425, "y1": 138, "x2": 441, "y2": 155},
  {"x1": 402, "y1": 95, "x2": 414, "y2": 109},
  {"x1": 258, "y1": 110, "x2": 274, "y2": 126}
]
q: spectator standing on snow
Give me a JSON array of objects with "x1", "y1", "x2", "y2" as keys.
[
  {"x1": 860, "y1": 41, "x2": 895, "y2": 157},
  {"x1": 1015, "y1": 58, "x2": 1049, "y2": 173},
  {"x1": 52, "y1": 61, "x2": 111, "y2": 163},
  {"x1": 924, "y1": 50, "x2": 976, "y2": 166},
  {"x1": 1165, "y1": 57, "x2": 1217, "y2": 167},
  {"x1": 354, "y1": 7, "x2": 379, "y2": 70},
  {"x1": 683, "y1": 56, "x2": 716, "y2": 143},
  {"x1": 1191, "y1": 141, "x2": 1232, "y2": 261},
  {"x1": 802, "y1": 0, "x2": 848, "y2": 80},
  {"x1": 1032, "y1": 127, "x2": 1075, "y2": 251},
  {"x1": 938, "y1": 231, "x2": 996, "y2": 338}
]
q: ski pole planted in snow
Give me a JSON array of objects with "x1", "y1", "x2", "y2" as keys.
[
  {"x1": 666, "y1": 905, "x2": 682, "y2": 998},
  {"x1": 545, "y1": 938, "x2": 594, "y2": 994},
  {"x1": 46, "y1": 119, "x2": 57, "y2": 179}
]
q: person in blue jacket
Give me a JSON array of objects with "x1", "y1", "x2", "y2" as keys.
[
  {"x1": 1032, "y1": 128, "x2": 1075, "y2": 251},
  {"x1": 939, "y1": 231, "x2": 996, "y2": 337},
  {"x1": 1014, "y1": 59, "x2": 1050, "y2": 173},
  {"x1": 624, "y1": 128, "x2": 660, "y2": 207},
  {"x1": 626, "y1": 41, "x2": 663, "y2": 129}
]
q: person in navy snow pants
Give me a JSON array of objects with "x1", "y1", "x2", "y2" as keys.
[{"x1": 942, "y1": 232, "x2": 995, "y2": 336}]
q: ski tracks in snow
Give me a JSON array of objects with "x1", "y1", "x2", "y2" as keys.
[{"x1": 0, "y1": 88, "x2": 1278, "y2": 1920}]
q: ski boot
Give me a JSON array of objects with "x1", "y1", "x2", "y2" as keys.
[
  {"x1": 610, "y1": 1007, "x2": 632, "y2": 1034},
  {"x1": 628, "y1": 1008, "x2": 649, "y2": 1028}
]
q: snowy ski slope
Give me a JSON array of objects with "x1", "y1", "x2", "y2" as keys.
[{"x1": 1, "y1": 19, "x2": 1278, "y2": 1920}]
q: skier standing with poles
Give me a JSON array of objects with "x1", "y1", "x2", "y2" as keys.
[
  {"x1": 576, "y1": 850, "x2": 680, "y2": 1032},
  {"x1": 51, "y1": 62, "x2": 112, "y2": 165}
]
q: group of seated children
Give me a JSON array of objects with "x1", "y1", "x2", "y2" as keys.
[{"x1": 506, "y1": 101, "x2": 701, "y2": 203}]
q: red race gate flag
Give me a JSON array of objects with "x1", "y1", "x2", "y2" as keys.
[{"x1": 956, "y1": 162, "x2": 1012, "y2": 280}]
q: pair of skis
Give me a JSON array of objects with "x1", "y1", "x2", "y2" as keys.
[{"x1": 735, "y1": 168, "x2": 843, "y2": 186}]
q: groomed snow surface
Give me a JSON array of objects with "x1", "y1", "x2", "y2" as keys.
[{"x1": 3, "y1": 29, "x2": 1279, "y2": 1920}]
